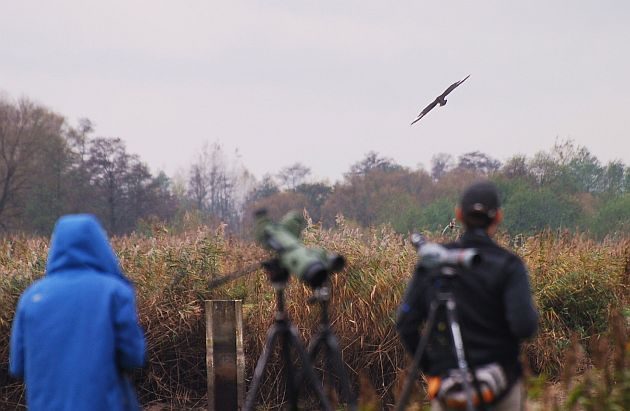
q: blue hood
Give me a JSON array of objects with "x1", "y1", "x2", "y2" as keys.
[
  {"x1": 10, "y1": 213, "x2": 145, "y2": 410},
  {"x1": 46, "y1": 214, "x2": 128, "y2": 283}
]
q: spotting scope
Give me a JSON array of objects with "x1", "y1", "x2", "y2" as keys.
[
  {"x1": 410, "y1": 233, "x2": 481, "y2": 270},
  {"x1": 254, "y1": 209, "x2": 344, "y2": 287}
]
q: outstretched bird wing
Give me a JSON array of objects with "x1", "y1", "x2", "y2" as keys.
[
  {"x1": 411, "y1": 74, "x2": 470, "y2": 126},
  {"x1": 410, "y1": 99, "x2": 439, "y2": 125},
  {"x1": 439, "y1": 74, "x2": 470, "y2": 99}
]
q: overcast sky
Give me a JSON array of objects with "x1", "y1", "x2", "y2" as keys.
[{"x1": 2, "y1": 1, "x2": 629, "y2": 182}]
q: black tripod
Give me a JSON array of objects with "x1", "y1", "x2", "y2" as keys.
[
  {"x1": 395, "y1": 266, "x2": 487, "y2": 411},
  {"x1": 300, "y1": 285, "x2": 358, "y2": 411},
  {"x1": 244, "y1": 262, "x2": 333, "y2": 411}
]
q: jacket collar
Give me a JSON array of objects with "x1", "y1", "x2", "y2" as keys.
[{"x1": 459, "y1": 229, "x2": 496, "y2": 246}]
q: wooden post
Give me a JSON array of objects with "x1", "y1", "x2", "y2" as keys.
[{"x1": 206, "y1": 300, "x2": 245, "y2": 411}]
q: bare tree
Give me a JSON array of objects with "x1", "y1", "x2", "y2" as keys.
[
  {"x1": 189, "y1": 162, "x2": 209, "y2": 211},
  {"x1": 86, "y1": 137, "x2": 131, "y2": 233},
  {"x1": 345, "y1": 151, "x2": 401, "y2": 178},
  {"x1": 66, "y1": 117, "x2": 93, "y2": 165},
  {"x1": 277, "y1": 163, "x2": 311, "y2": 190},
  {"x1": 85, "y1": 136, "x2": 167, "y2": 233},
  {"x1": 430, "y1": 153, "x2": 454, "y2": 180},
  {"x1": 188, "y1": 143, "x2": 229, "y2": 215},
  {"x1": 502, "y1": 155, "x2": 530, "y2": 179},
  {"x1": 246, "y1": 174, "x2": 279, "y2": 204},
  {"x1": 601, "y1": 160, "x2": 625, "y2": 195},
  {"x1": 0, "y1": 98, "x2": 64, "y2": 228},
  {"x1": 456, "y1": 151, "x2": 501, "y2": 175},
  {"x1": 187, "y1": 142, "x2": 252, "y2": 228}
]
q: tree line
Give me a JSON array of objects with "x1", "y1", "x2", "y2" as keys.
[{"x1": 1, "y1": 96, "x2": 629, "y2": 238}]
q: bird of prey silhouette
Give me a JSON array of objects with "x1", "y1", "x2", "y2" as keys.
[{"x1": 410, "y1": 74, "x2": 470, "y2": 126}]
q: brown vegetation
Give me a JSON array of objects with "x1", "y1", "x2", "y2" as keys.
[{"x1": 0, "y1": 221, "x2": 628, "y2": 409}]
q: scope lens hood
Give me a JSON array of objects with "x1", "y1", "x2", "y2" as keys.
[
  {"x1": 469, "y1": 253, "x2": 482, "y2": 266},
  {"x1": 302, "y1": 261, "x2": 328, "y2": 288},
  {"x1": 328, "y1": 254, "x2": 346, "y2": 273}
]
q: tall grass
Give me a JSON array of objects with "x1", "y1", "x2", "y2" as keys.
[{"x1": 0, "y1": 220, "x2": 628, "y2": 409}]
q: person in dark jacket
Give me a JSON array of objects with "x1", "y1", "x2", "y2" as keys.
[
  {"x1": 9, "y1": 214, "x2": 146, "y2": 411},
  {"x1": 396, "y1": 181, "x2": 538, "y2": 411}
]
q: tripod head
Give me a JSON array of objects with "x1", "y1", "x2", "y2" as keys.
[
  {"x1": 260, "y1": 258, "x2": 290, "y2": 289},
  {"x1": 307, "y1": 285, "x2": 331, "y2": 305}
]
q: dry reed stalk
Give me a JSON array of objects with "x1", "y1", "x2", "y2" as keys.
[{"x1": 0, "y1": 222, "x2": 628, "y2": 409}]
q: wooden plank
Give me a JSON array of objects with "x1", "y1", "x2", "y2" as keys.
[{"x1": 206, "y1": 300, "x2": 244, "y2": 411}]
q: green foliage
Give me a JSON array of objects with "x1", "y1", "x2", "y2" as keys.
[
  {"x1": 537, "y1": 269, "x2": 615, "y2": 336},
  {"x1": 414, "y1": 197, "x2": 457, "y2": 232},
  {"x1": 491, "y1": 175, "x2": 531, "y2": 205},
  {"x1": 503, "y1": 188, "x2": 581, "y2": 235},
  {"x1": 524, "y1": 232, "x2": 628, "y2": 377},
  {"x1": 320, "y1": 167, "x2": 434, "y2": 228},
  {"x1": 587, "y1": 194, "x2": 630, "y2": 238},
  {"x1": 315, "y1": 139, "x2": 629, "y2": 238},
  {"x1": 376, "y1": 192, "x2": 421, "y2": 233},
  {"x1": 374, "y1": 195, "x2": 458, "y2": 234},
  {"x1": 294, "y1": 182, "x2": 332, "y2": 222}
]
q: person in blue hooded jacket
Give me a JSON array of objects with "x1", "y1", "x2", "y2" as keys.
[{"x1": 9, "y1": 214, "x2": 146, "y2": 411}]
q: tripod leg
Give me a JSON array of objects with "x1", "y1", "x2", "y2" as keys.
[
  {"x1": 445, "y1": 300, "x2": 487, "y2": 411},
  {"x1": 324, "y1": 332, "x2": 357, "y2": 411},
  {"x1": 282, "y1": 331, "x2": 299, "y2": 411},
  {"x1": 287, "y1": 325, "x2": 333, "y2": 411},
  {"x1": 244, "y1": 324, "x2": 281, "y2": 411},
  {"x1": 395, "y1": 300, "x2": 440, "y2": 411},
  {"x1": 291, "y1": 331, "x2": 324, "y2": 402},
  {"x1": 307, "y1": 330, "x2": 325, "y2": 360}
]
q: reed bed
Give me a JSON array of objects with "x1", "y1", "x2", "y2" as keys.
[{"x1": 0, "y1": 220, "x2": 628, "y2": 409}]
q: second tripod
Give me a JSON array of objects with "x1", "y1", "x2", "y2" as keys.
[
  {"x1": 243, "y1": 262, "x2": 333, "y2": 411},
  {"x1": 296, "y1": 285, "x2": 358, "y2": 411}
]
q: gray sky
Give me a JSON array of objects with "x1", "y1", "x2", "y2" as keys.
[{"x1": 2, "y1": 1, "x2": 629, "y2": 182}]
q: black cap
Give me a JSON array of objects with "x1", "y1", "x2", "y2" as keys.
[{"x1": 460, "y1": 181, "x2": 500, "y2": 223}]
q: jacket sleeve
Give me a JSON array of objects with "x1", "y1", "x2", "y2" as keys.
[
  {"x1": 114, "y1": 285, "x2": 146, "y2": 370},
  {"x1": 396, "y1": 265, "x2": 428, "y2": 356},
  {"x1": 9, "y1": 295, "x2": 26, "y2": 379},
  {"x1": 503, "y1": 257, "x2": 539, "y2": 340}
]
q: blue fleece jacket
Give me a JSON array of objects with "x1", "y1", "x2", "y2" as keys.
[{"x1": 9, "y1": 214, "x2": 146, "y2": 411}]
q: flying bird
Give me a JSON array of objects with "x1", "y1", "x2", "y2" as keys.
[{"x1": 410, "y1": 74, "x2": 470, "y2": 126}]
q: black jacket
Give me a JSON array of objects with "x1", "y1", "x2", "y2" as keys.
[{"x1": 396, "y1": 229, "x2": 538, "y2": 378}]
